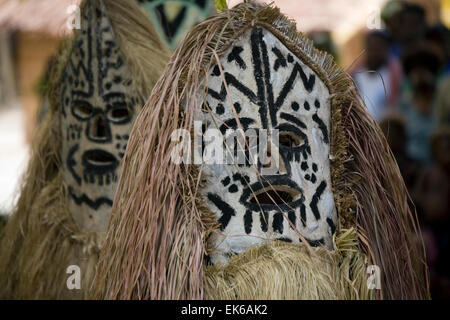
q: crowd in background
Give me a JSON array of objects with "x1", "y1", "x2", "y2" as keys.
[{"x1": 349, "y1": 0, "x2": 450, "y2": 299}]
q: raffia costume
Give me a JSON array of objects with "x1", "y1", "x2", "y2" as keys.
[
  {"x1": 93, "y1": 4, "x2": 429, "y2": 300},
  {"x1": 0, "y1": 0, "x2": 169, "y2": 299}
]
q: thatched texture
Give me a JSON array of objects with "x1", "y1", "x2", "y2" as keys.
[
  {"x1": 205, "y1": 228, "x2": 371, "y2": 300},
  {"x1": 0, "y1": 215, "x2": 8, "y2": 241},
  {"x1": 0, "y1": 0, "x2": 169, "y2": 299},
  {"x1": 93, "y1": 3, "x2": 429, "y2": 300}
]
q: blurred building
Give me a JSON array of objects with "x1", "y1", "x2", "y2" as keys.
[
  {"x1": 0, "y1": 0, "x2": 78, "y2": 141},
  {"x1": 0, "y1": 29, "x2": 15, "y2": 106}
]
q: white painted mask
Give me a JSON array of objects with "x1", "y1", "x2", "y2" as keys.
[
  {"x1": 61, "y1": 1, "x2": 141, "y2": 232},
  {"x1": 138, "y1": 0, "x2": 215, "y2": 49},
  {"x1": 199, "y1": 27, "x2": 337, "y2": 265}
]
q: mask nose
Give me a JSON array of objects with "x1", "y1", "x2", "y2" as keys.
[
  {"x1": 88, "y1": 113, "x2": 111, "y2": 142},
  {"x1": 261, "y1": 138, "x2": 287, "y2": 176}
]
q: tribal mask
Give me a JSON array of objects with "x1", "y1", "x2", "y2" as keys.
[
  {"x1": 137, "y1": 0, "x2": 215, "y2": 49},
  {"x1": 90, "y1": 4, "x2": 428, "y2": 300},
  {"x1": 61, "y1": 1, "x2": 141, "y2": 232},
  {"x1": 199, "y1": 27, "x2": 337, "y2": 265}
]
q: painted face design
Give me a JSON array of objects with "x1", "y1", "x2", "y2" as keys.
[
  {"x1": 137, "y1": 0, "x2": 214, "y2": 49},
  {"x1": 199, "y1": 27, "x2": 337, "y2": 265},
  {"x1": 61, "y1": 1, "x2": 141, "y2": 232}
]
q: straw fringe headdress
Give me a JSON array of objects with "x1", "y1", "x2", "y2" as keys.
[
  {"x1": 0, "y1": 0, "x2": 169, "y2": 299},
  {"x1": 93, "y1": 3, "x2": 429, "y2": 300}
]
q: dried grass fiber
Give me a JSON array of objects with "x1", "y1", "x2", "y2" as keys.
[
  {"x1": 93, "y1": 3, "x2": 429, "y2": 300},
  {"x1": 0, "y1": 0, "x2": 169, "y2": 299}
]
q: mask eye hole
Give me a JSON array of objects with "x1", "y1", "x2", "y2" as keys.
[
  {"x1": 108, "y1": 107, "x2": 131, "y2": 123},
  {"x1": 72, "y1": 103, "x2": 93, "y2": 119},
  {"x1": 279, "y1": 132, "x2": 304, "y2": 148}
]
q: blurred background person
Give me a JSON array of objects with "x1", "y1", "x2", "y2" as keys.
[
  {"x1": 425, "y1": 23, "x2": 450, "y2": 127},
  {"x1": 392, "y1": 2, "x2": 428, "y2": 58},
  {"x1": 436, "y1": 77, "x2": 450, "y2": 125},
  {"x1": 381, "y1": 0, "x2": 406, "y2": 58},
  {"x1": 397, "y1": 44, "x2": 442, "y2": 166},
  {"x1": 425, "y1": 24, "x2": 450, "y2": 75},
  {"x1": 353, "y1": 30, "x2": 402, "y2": 122},
  {"x1": 379, "y1": 113, "x2": 422, "y2": 191},
  {"x1": 413, "y1": 127, "x2": 450, "y2": 299}
]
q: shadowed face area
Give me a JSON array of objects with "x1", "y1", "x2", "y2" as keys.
[
  {"x1": 198, "y1": 27, "x2": 337, "y2": 265},
  {"x1": 60, "y1": 1, "x2": 140, "y2": 232}
]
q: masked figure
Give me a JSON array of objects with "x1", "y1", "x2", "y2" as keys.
[
  {"x1": 0, "y1": 0, "x2": 169, "y2": 299},
  {"x1": 198, "y1": 27, "x2": 338, "y2": 266},
  {"x1": 93, "y1": 3, "x2": 429, "y2": 300},
  {"x1": 137, "y1": 0, "x2": 215, "y2": 50},
  {"x1": 61, "y1": 1, "x2": 142, "y2": 232}
]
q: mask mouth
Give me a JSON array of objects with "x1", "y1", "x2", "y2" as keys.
[
  {"x1": 248, "y1": 185, "x2": 302, "y2": 206},
  {"x1": 82, "y1": 149, "x2": 118, "y2": 174}
]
